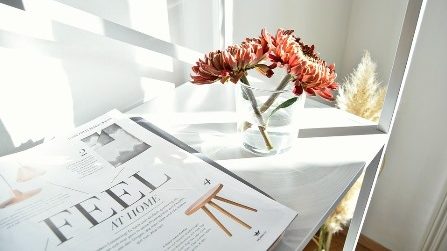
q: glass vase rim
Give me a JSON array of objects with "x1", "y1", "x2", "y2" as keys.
[{"x1": 239, "y1": 82, "x2": 295, "y2": 94}]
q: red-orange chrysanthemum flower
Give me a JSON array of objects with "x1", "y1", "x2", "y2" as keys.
[
  {"x1": 260, "y1": 28, "x2": 338, "y2": 100},
  {"x1": 261, "y1": 28, "x2": 298, "y2": 73},
  {"x1": 191, "y1": 28, "x2": 338, "y2": 100},
  {"x1": 289, "y1": 49, "x2": 338, "y2": 100},
  {"x1": 290, "y1": 34, "x2": 338, "y2": 99},
  {"x1": 191, "y1": 41, "x2": 273, "y2": 84}
]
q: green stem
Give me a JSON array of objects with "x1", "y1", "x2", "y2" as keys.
[
  {"x1": 240, "y1": 75, "x2": 273, "y2": 150},
  {"x1": 259, "y1": 73, "x2": 293, "y2": 113},
  {"x1": 241, "y1": 74, "x2": 294, "y2": 132}
]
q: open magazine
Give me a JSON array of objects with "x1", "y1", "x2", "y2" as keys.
[{"x1": 0, "y1": 110, "x2": 297, "y2": 250}]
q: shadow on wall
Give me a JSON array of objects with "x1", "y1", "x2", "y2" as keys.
[
  {"x1": 0, "y1": 0, "x2": 24, "y2": 10},
  {"x1": 0, "y1": 119, "x2": 43, "y2": 156},
  {"x1": 0, "y1": 0, "x2": 193, "y2": 156},
  {"x1": 0, "y1": 1, "x2": 137, "y2": 156}
]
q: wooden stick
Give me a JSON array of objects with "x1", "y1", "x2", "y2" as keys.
[
  {"x1": 202, "y1": 206, "x2": 232, "y2": 237},
  {"x1": 214, "y1": 196, "x2": 257, "y2": 212},
  {"x1": 208, "y1": 201, "x2": 251, "y2": 229}
]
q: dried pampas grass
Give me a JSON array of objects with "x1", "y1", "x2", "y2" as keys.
[
  {"x1": 324, "y1": 174, "x2": 364, "y2": 234},
  {"x1": 320, "y1": 51, "x2": 386, "y2": 241},
  {"x1": 336, "y1": 51, "x2": 386, "y2": 122}
]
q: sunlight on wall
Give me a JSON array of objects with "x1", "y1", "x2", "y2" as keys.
[
  {"x1": 127, "y1": 0, "x2": 170, "y2": 41},
  {"x1": 0, "y1": 47, "x2": 74, "y2": 146},
  {"x1": 128, "y1": 0, "x2": 174, "y2": 72},
  {"x1": 22, "y1": 0, "x2": 103, "y2": 35},
  {"x1": 46, "y1": 0, "x2": 179, "y2": 71},
  {"x1": 125, "y1": 77, "x2": 176, "y2": 131},
  {"x1": 0, "y1": 4, "x2": 54, "y2": 41},
  {"x1": 174, "y1": 83, "x2": 236, "y2": 112},
  {"x1": 133, "y1": 47, "x2": 174, "y2": 72},
  {"x1": 140, "y1": 77, "x2": 175, "y2": 102},
  {"x1": 183, "y1": 84, "x2": 211, "y2": 111}
]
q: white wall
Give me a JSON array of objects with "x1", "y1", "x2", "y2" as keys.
[
  {"x1": 233, "y1": 0, "x2": 353, "y2": 82},
  {"x1": 362, "y1": 0, "x2": 447, "y2": 249},
  {"x1": 232, "y1": 0, "x2": 408, "y2": 98},
  {"x1": 0, "y1": 0, "x2": 218, "y2": 156},
  {"x1": 341, "y1": 0, "x2": 408, "y2": 85},
  {"x1": 55, "y1": 0, "x2": 220, "y2": 53}
]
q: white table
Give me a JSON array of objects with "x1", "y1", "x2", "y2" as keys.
[{"x1": 126, "y1": 83, "x2": 387, "y2": 250}]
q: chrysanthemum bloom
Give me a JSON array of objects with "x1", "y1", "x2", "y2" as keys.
[
  {"x1": 259, "y1": 28, "x2": 338, "y2": 100},
  {"x1": 191, "y1": 41, "x2": 274, "y2": 84},
  {"x1": 290, "y1": 33, "x2": 338, "y2": 99},
  {"x1": 290, "y1": 55, "x2": 338, "y2": 100},
  {"x1": 244, "y1": 32, "x2": 270, "y2": 56},
  {"x1": 192, "y1": 28, "x2": 338, "y2": 100},
  {"x1": 295, "y1": 37, "x2": 319, "y2": 60},
  {"x1": 262, "y1": 28, "x2": 298, "y2": 73}
]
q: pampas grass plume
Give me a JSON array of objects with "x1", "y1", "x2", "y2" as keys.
[
  {"x1": 324, "y1": 51, "x2": 387, "y2": 234},
  {"x1": 324, "y1": 174, "x2": 364, "y2": 234},
  {"x1": 336, "y1": 51, "x2": 386, "y2": 122}
]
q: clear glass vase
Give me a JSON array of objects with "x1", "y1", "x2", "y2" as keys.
[{"x1": 236, "y1": 82, "x2": 305, "y2": 155}]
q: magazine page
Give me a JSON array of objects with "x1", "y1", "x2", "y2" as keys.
[{"x1": 0, "y1": 110, "x2": 297, "y2": 251}]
